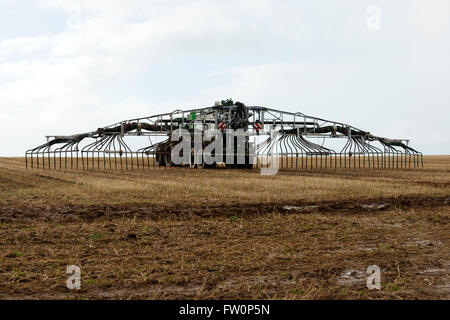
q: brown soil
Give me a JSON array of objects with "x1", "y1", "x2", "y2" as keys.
[
  {"x1": 0, "y1": 156, "x2": 449, "y2": 299},
  {"x1": 1, "y1": 194, "x2": 449, "y2": 222}
]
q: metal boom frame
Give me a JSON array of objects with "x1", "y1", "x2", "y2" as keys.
[{"x1": 26, "y1": 100, "x2": 423, "y2": 170}]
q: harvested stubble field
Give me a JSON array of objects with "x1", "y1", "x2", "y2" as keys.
[{"x1": 0, "y1": 156, "x2": 449, "y2": 299}]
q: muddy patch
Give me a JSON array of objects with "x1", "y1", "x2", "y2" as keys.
[
  {"x1": 360, "y1": 203, "x2": 390, "y2": 210},
  {"x1": 336, "y1": 269, "x2": 367, "y2": 286},
  {"x1": 282, "y1": 205, "x2": 319, "y2": 213},
  {"x1": 1, "y1": 195, "x2": 449, "y2": 222}
]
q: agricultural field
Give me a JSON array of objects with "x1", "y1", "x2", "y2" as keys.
[{"x1": 0, "y1": 156, "x2": 448, "y2": 299}]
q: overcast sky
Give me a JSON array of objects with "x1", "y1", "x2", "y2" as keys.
[{"x1": 0, "y1": 0, "x2": 449, "y2": 155}]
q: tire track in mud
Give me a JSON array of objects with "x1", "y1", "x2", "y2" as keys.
[{"x1": 1, "y1": 195, "x2": 449, "y2": 222}]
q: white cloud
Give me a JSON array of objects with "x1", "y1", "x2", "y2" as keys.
[
  {"x1": 409, "y1": 0, "x2": 450, "y2": 39},
  {"x1": 1, "y1": 0, "x2": 310, "y2": 155},
  {"x1": 0, "y1": 0, "x2": 449, "y2": 155}
]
